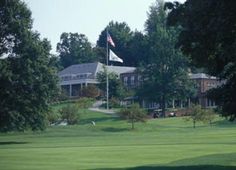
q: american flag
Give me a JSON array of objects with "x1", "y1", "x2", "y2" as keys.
[{"x1": 107, "y1": 33, "x2": 115, "y2": 47}]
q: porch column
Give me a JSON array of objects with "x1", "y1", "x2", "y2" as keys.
[
  {"x1": 188, "y1": 98, "x2": 191, "y2": 107},
  {"x1": 80, "y1": 83, "x2": 83, "y2": 90},
  {"x1": 69, "y1": 84, "x2": 72, "y2": 97}
]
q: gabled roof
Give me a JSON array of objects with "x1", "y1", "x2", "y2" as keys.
[
  {"x1": 58, "y1": 62, "x2": 136, "y2": 78},
  {"x1": 58, "y1": 62, "x2": 101, "y2": 78}
]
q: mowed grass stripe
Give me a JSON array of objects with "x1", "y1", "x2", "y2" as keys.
[
  {"x1": 0, "y1": 109, "x2": 236, "y2": 170},
  {"x1": 1, "y1": 145, "x2": 235, "y2": 169}
]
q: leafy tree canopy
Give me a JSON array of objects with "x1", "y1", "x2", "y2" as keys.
[
  {"x1": 0, "y1": 0, "x2": 32, "y2": 56},
  {"x1": 166, "y1": 0, "x2": 236, "y2": 120},
  {"x1": 96, "y1": 21, "x2": 133, "y2": 66},
  {"x1": 118, "y1": 103, "x2": 147, "y2": 130},
  {"x1": 0, "y1": 0, "x2": 58, "y2": 132},
  {"x1": 127, "y1": 31, "x2": 149, "y2": 66},
  {"x1": 96, "y1": 66, "x2": 125, "y2": 100},
  {"x1": 138, "y1": 0, "x2": 194, "y2": 117},
  {"x1": 57, "y1": 32, "x2": 96, "y2": 68}
]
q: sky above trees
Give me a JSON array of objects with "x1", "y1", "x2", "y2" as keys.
[{"x1": 23, "y1": 0, "x2": 185, "y2": 54}]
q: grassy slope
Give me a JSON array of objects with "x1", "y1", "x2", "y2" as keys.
[{"x1": 0, "y1": 107, "x2": 236, "y2": 170}]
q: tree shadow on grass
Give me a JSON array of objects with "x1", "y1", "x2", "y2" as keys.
[
  {"x1": 90, "y1": 153, "x2": 236, "y2": 170},
  {"x1": 0, "y1": 141, "x2": 29, "y2": 145},
  {"x1": 94, "y1": 165, "x2": 236, "y2": 170},
  {"x1": 101, "y1": 127, "x2": 129, "y2": 132},
  {"x1": 213, "y1": 119, "x2": 236, "y2": 128}
]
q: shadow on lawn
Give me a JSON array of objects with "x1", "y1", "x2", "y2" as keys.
[
  {"x1": 91, "y1": 153, "x2": 236, "y2": 170},
  {"x1": 101, "y1": 127, "x2": 129, "y2": 132},
  {"x1": 0, "y1": 141, "x2": 29, "y2": 145},
  {"x1": 92, "y1": 165, "x2": 236, "y2": 170},
  {"x1": 214, "y1": 119, "x2": 236, "y2": 128}
]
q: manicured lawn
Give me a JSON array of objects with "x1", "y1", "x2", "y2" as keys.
[{"x1": 0, "y1": 108, "x2": 236, "y2": 170}]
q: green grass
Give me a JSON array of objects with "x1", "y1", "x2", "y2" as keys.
[{"x1": 0, "y1": 106, "x2": 236, "y2": 170}]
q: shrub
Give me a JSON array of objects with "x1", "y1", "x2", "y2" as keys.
[
  {"x1": 59, "y1": 105, "x2": 80, "y2": 125},
  {"x1": 110, "y1": 97, "x2": 120, "y2": 108},
  {"x1": 57, "y1": 89, "x2": 69, "y2": 101},
  {"x1": 80, "y1": 85, "x2": 100, "y2": 98},
  {"x1": 77, "y1": 97, "x2": 94, "y2": 113},
  {"x1": 47, "y1": 111, "x2": 61, "y2": 124}
]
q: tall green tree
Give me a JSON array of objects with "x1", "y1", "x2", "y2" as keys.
[
  {"x1": 57, "y1": 33, "x2": 96, "y2": 68},
  {"x1": 0, "y1": 0, "x2": 58, "y2": 131},
  {"x1": 127, "y1": 31, "x2": 149, "y2": 66},
  {"x1": 166, "y1": 0, "x2": 236, "y2": 121},
  {"x1": 96, "y1": 21, "x2": 133, "y2": 66},
  {"x1": 138, "y1": 0, "x2": 193, "y2": 117},
  {"x1": 96, "y1": 67, "x2": 125, "y2": 100}
]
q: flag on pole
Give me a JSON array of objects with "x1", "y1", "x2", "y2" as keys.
[
  {"x1": 109, "y1": 49, "x2": 123, "y2": 63},
  {"x1": 107, "y1": 33, "x2": 115, "y2": 47}
]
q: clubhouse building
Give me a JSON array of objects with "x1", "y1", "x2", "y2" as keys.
[
  {"x1": 58, "y1": 62, "x2": 222, "y2": 108},
  {"x1": 58, "y1": 62, "x2": 135, "y2": 97}
]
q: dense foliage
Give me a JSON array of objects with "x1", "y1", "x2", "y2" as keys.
[
  {"x1": 0, "y1": 0, "x2": 58, "y2": 131},
  {"x1": 166, "y1": 0, "x2": 236, "y2": 121},
  {"x1": 97, "y1": 21, "x2": 132, "y2": 66},
  {"x1": 57, "y1": 33, "x2": 96, "y2": 68},
  {"x1": 96, "y1": 67, "x2": 125, "y2": 100},
  {"x1": 97, "y1": 21, "x2": 150, "y2": 67},
  {"x1": 79, "y1": 85, "x2": 100, "y2": 98},
  {"x1": 59, "y1": 104, "x2": 80, "y2": 125},
  {"x1": 137, "y1": 0, "x2": 194, "y2": 117}
]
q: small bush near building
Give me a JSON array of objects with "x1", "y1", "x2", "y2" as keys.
[
  {"x1": 77, "y1": 97, "x2": 94, "y2": 114},
  {"x1": 110, "y1": 97, "x2": 121, "y2": 108},
  {"x1": 57, "y1": 89, "x2": 69, "y2": 101},
  {"x1": 59, "y1": 105, "x2": 80, "y2": 125},
  {"x1": 47, "y1": 111, "x2": 61, "y2": 125},
  {"x1": 80, "y1": 85, "x2": 100, "y2": 98}
]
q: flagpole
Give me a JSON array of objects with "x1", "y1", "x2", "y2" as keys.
[{"x1": 106, "y1": 29, "x2": 109, "y2": 110}]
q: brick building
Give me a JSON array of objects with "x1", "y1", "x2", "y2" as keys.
[
  {"x1": 189, "y1": 73, "x2": 223, "y2": 108},
  {"x1": 120, "y1": 71, "x2": 223, "y2": 108}
]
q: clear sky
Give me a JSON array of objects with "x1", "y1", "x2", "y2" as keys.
[{"x1": 23, "y1": 0, "x2": 184, "y2": 54}]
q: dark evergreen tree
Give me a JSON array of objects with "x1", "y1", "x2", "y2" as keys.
[{"x1": 127, "y1": 31, "x2": 149, "y2": 66}]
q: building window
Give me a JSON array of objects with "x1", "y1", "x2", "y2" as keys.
[
  {"x1": 131, "y1": 76, "x2": 135, "y2": 86},
  {"x1": 124, "y1": 77, "x2": 128, "y2": 86}
]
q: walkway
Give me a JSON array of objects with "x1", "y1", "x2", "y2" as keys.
[
  {"x1": 89, "y1": 100, "x2": 115, "y2": 114},
  {"x1": 89, "y1": 108, "x2": 115, "y2": 114}
]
